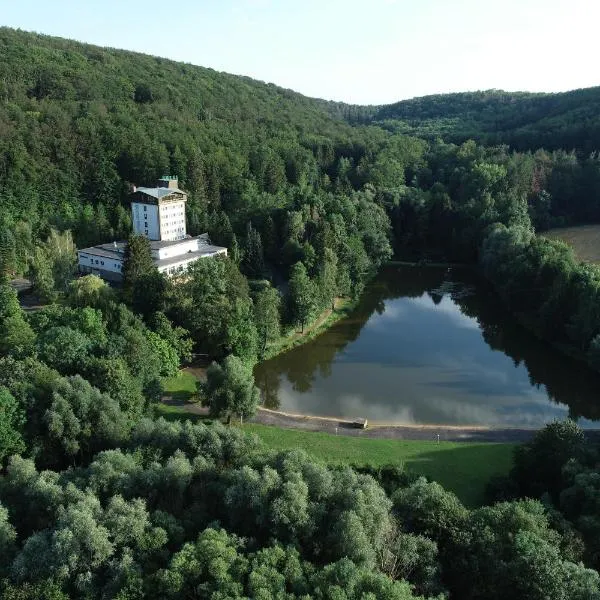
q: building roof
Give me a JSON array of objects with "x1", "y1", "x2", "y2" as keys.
[
  {"x1": 155, "y1": 246, "x2": 226, "y2": 268},
  {"x1": 149, "y1": 234, "x2": 209, "y2": 249},
  {"x1": 134, "y1": 187, "x2": 186, "y2": 201},
  {"x1": 77, "y1": 235, "x2": 222, "y2": 263},
  {"x1": 77, "y1": 244, "x2": 124, "y2": 261}
]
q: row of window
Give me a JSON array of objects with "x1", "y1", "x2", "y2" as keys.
[{"x1": 81, "y1": 256, "x2": 122, "y2": 271}]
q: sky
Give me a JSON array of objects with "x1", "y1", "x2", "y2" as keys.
[{"x1": 2, "y1": 0, "x2": 599, "y2": 104}]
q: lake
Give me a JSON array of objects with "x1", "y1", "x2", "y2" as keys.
[{"x1": 254, "y1": 266, "x2": 600, "y2": 428}]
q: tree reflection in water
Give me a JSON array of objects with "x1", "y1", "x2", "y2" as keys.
[{"x1": 255, "y1": 266, "x2": 600, "y2": 424}]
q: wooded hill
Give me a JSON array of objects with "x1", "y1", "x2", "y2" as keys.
[
  {"x1": 0, "y1": 27, "x2": 397, "y2": 251},
  {"x1": 363, "y1": 87, "x2": 600, "y2": 152}
]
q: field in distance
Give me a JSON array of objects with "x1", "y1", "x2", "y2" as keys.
[{"x1": 544, "y1": 224, "x2": 600, "y2": 263}]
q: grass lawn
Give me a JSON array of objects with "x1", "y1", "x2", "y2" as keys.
[
  {"x1": 544, "y1": 225, "x2": 600, "y2": 264},
  {"x1": 240, "y1": 424, "x2": 515, "y2": 508},
  {"x1": 162, "y1": 370, "x2": 198, "y2": 402}
]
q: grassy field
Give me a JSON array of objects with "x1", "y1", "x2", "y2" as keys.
[
  {"x1": 162, "y1": 370, "x2": 199, "y2": 402},
  {"x1": 544, "y1": 224, "x2": 600, "y2": 263},
  {"x1": 241, "y1": 424, "x2": 515, "y2": 507}
]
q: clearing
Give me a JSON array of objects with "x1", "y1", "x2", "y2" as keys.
[{"x1": 544, "y1": 224, "x2": 600, "y2": 263}]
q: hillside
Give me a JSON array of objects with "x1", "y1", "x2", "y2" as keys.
[
  {"x1": 369, "y1": 87, "x2": 600, "y2": 152},
  {"x1": 0, "y1": 27, "x2": 397, "y2": 253}
]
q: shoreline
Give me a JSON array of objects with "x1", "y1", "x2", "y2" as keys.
[
  {"x1": 254, "y1": 407, "x2": 550, "y2": 443},
  {"x1": 165, "y1": 400, "x2": 600, "y2": 443},
  {"x1": 260, "y1": 297, "x2": 358, "y2": 361}
]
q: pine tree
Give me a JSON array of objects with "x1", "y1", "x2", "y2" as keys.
[
  {"x1": 122, "y1": 234, "x2": 156, "y2": 305},
  {"x1": 287, "y1": 262, "x2": 315, "y2": 333},
  {"x1": 242, "y1": 222, "x2": 265, "y2": 278},
  {"x1": 0, "y1": 230, "x2": 17, "y2": 278},
  {"x1": 254, "y1": 286, "x2": 281, "y2": 356},
  {"x1": 229, "y1": 233, "x2": 242, "y2": 266}
]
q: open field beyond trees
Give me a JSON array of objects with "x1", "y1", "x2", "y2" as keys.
[{"x1": 544, "y1": 224, "x2": 600, "y2": 263}]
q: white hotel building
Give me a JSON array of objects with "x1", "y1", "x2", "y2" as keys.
[{"x1": 77, "y1": 176, "x2": 227, "y2": 282}]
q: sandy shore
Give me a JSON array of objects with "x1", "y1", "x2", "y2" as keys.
[{"x1": 164, "y1": 400, "x2": 599, "y2": 443}]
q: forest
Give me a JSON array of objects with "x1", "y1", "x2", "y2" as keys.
[
  {"x1": 3, "y1": 26, "x2": 600, "y2": 598},
  {"x1": 362, "y1": 87, "x2": 600, "y2": 153}
]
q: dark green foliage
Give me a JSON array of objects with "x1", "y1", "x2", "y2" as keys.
[
  {"x1": 30, "y1": 230, "x2": 77, "y2": 302},
  {"x1": 511, "y1": 420, "x2": 585, "y2": 501},
  {"x1": 201, "y1": 355, "x2": 260, "y2": 424},
  {"x1": 122, "y1": 234, "x2": 157, "y2": 307},
  {"x1": 480, "y1": 223, "x2": 600, "y2": 363},
  {"x1": 369, "y1": 87, "x2": 600, "y2": 154},
  {"x1": 44, "y1": 375, "x2": 129, "y2": 465},
  {"x1": 4, "y1": 25, "x2": 600, "y2": 600},
  {"x1": 0, "y1": 388, "x2": 25, "y2": 463},
  {"x1": 253, "y1": 285, "x2": 281, "y2": 356},
  {"x1": 2, "y1": 417, "x2": 599, "y2": 599},
  {"x1": 170, "y1": 256, "x2": 258, "y2": 361},
  {"x1": 242, "y1": 222, "x2": 265, "y2": 278},
  {"x1": 0, "y1": 285, "x2": 35, "y2": 358},
  {"x1": 287, "y1": 262, "x2": 315, "y2": 332}
]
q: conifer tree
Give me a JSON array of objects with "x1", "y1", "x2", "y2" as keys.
[
  {"x1": 242, "y1": 222, "x2": 265, "y2": 278},
  {"x1": 122, "y1": 234, "x2": 156, "y2": 306},
  {"x1": 287, "y1": 262, "x2": 315, "y2": 333}
]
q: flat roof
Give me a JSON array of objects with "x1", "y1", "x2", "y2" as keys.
[
  {"x1": 77, "y1": 235, "x2": 226, "y2": 265},
  {"x1": 77, "y1": 246, "x2": 124, "y2": 261},
  {"x1": 155, "y1": 246, "x2": 226, "y2": 268}
]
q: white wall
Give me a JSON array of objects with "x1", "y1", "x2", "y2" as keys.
[
  {"x1": 157, "y1": 249, "x2": 227, "y2": 277},
  {"x1": 132, "y1": 202, "x2": 160, "y2": 240},
  {"x1": 154, "y1": 237, "x2": 202, "y2": 260},
  {"x1": 158, "y1": 201, "x2": 186, "y2": 241},
  {"x1": 78, "y1": 251, "x2": 123, "y2": 275}
]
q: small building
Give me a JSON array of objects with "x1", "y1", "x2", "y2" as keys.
[{"x1": 77, "y1": 176, "x2": 227, "y2": 282}]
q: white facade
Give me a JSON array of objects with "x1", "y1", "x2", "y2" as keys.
[
  {"x1": 78, "y1": 249, "x2": 124, "y2": 282},
  {"x1": 132, "y1": 199, "x2": 187, "y2": 242},
  {"x1": 152, "y1": 236, "x2": 205, "y2": 260},
  {"x1": 132, "y1": 202, "x2": 160, "y2": 240},
  {"x1": 156, "y1": 246, "x2": 228, "y2": 277},
  {"x1": 158, "y1": 200, "x2": 186, "y2": 241}
]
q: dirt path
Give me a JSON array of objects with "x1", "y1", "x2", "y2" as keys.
[{"x1": 164, "y1": 400, "x2": 600, "y2": 443}]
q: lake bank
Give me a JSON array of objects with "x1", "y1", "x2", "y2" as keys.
[
  {"x1": 261, "y1": 297, "x2": 357, "y2": 361},
  {"x1": 159, "y1": 395, "x2": 561, "y2": 443}
]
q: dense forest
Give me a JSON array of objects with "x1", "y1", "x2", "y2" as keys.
[
  {"x1": 3, "y1": 26, "x2": 600, "y2": 598},
  {"x1": 363, "y1": 88, "x2": 600, "y2": 153}
]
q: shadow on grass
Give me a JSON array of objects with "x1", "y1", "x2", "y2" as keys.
[
  {"x1": 378, "y1": 444, "x2": 515, "y2": 508},
  {"x1": 153, "y1": 402, "x2": 212, "y2": 424},
  {"x1": 163, "y1": 390, "x2": 196, "y2": 404}
]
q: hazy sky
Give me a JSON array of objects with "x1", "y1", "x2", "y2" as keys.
[{"x1": 2, "y1": 0, "x2": 599, "y2": 104}]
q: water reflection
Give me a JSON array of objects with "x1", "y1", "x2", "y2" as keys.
[{"x1": 254, "y1": 266, "x2": 600, "y2": 427}]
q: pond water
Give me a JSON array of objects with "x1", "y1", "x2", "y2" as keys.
[{"x1": 254, "y1": 266, "x2": 600, "y2": 428}]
